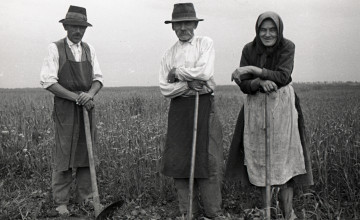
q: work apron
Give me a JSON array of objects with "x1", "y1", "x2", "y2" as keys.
[
  {"x1": 162, "y1": 93, "x2": 212, "y2": 178},
  {"x1": 243, "y1": 84, "x2": 306, "y2": 186},
  {"x1": 52, "y1": 39, "x2": 94, "y2": 172}
]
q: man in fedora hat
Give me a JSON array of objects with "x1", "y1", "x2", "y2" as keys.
[
  {"x1": 159, "y1": 3, "x2": 225, "y2": 219},
  {"x1": 40, "y1": 5, "x2": 103, "y2": 215}
]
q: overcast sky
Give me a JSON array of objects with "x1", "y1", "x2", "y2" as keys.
[{"x1": 0, "y1": 0, "x2": 359, "y2": 88}]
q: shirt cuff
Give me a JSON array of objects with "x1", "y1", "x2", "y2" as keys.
[
  {"x1": 93, "y1": 78, "x2": 103, "y2": 86},
  {"x1": 41, "y1": 81, "x2": 57, "y2": 89}
]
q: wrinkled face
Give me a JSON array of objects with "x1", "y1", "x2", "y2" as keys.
[
  {"x1": 172, "y1": 21, "x2": 198, "y2": 42},
  {"x1": 64, "y1": 25, "x2": 87, "y2": 44},
  {"x1": 259, "y1": 20, "x2": 278, "y2": 47}
]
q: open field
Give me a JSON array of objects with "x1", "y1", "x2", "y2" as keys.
[{"x1": 1, "y1": 83, "x2": 359, "y2": 219}]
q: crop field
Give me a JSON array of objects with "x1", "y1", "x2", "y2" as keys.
[{"x1": 0, "y1": 83, "x2": 359, "y2": 219}]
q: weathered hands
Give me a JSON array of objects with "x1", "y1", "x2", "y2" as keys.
[
  {"x1": 167, "y1": 68, "x2": 177, "y2": 83},
  {"x1": 83, "y1": 100, "x2": 95, "y2": 111},
  {"x1": 188, "y1": 80, "x2": 206, "y2": 91},
  {"x1": 167, "y1": 67, "x2": 206, "y2": 91},
  {"x1": 259, "y1": 80, "x2": 278, "y2": 93},
  {"x1": 231, "y1": 67, "x2": 248, "y2": 81},
  {"x1": 231, "y1": 68, "x2": 243, "y2": 85},
  {"x1": 76, "y1": 92, "x2": 93, "y2": 105},
  {"x1": 231, "y1": 66, "x2": 255, "y2": 84}
]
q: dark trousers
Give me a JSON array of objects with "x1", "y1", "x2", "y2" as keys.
[
  {"x1": 51, "y1": 167, "x2": 92, "y2": 205},
  {"x1": 174, "y1": 110, "x2": 224, "y2": 218}
]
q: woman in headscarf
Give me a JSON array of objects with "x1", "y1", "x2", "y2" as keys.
[{"x1": 226, "y1": 11, "x2": 313, "y2": 219}]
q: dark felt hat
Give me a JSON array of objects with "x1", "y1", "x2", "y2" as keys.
[
  {"x1": 59, "y1": 5, "x2": 92, "y2": 27},
  {"x1": 165, "y1": 3, "x2": 204, "y2": 24}
]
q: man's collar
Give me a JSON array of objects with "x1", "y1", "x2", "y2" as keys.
[
  {"x1": 66, "y1": 37, "x2": 81, "y2": 47},
  {"x1": 178, "y1": 36, "x2": 195, "y2": 45}
]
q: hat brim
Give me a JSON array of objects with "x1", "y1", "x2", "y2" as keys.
[
  {"x1": 59, "y1": 19, "x2": 92, "y2": 27},
  {"x1": 164, "y1": 18, "x2": 204, "y2": 24}
]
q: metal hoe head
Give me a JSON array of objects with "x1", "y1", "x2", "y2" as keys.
[{"x1": 95, "y1": 200, "x2": 125, "y2": 220}]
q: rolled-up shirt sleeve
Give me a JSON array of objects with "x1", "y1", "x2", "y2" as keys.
[
  {"x1": 88, "y1": 44, "x2": 104, "y2": 86},
  {"x1": 159, "y1": 51, "x2": 189, "y2": 99},
  {"x1": 40, "y1": 43, "x2": 59, "y2": 89},
  {"x1": 40, "y1": 42, "x2": 103, "y2": 88},
  {"x1": 175, "y1": 37, "x2": 215, "y2": 81}
]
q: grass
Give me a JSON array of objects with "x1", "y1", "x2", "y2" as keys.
[{"x1": 0, "y1": 83, "x2": 359, "y2": 219}]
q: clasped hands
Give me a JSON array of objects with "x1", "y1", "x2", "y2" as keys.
[
  {"x1": 76, "y1": 92, "x2": 94, "y2": 110},
  {"x1": 167, "y1": 68, "x2": 206, "y2": 91}
]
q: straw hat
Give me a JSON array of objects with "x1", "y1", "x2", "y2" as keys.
[
  {"x1": 59, "y1": 5, "x2": 92, "y2": 27},
  {"x1": 165, "y1": 3, "x2": 204, "y2": 24}
]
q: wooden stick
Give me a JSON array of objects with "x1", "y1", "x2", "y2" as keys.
[
  {"x1": 188, "y1": 92, "x2": 199, "y2": 220},
  {"x1": 83, "y1": 107, "x2": 102, "y2": 217},
  {"x1": 265, "y1": 95, "x2": 271, "y2": 220}
]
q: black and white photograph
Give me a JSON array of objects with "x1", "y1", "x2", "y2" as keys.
[{"x1": 1, "y1": 0, "x2": 359, "y2": 219}]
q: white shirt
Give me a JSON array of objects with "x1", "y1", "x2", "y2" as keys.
[
  {"x1": 40, "y1": 38, "x2": 103, "y2": 88},
  {"x1": 159, "y1": 36, "x2": 216, "y2": 99}
]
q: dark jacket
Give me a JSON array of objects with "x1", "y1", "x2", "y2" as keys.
[
  {"x1": 239, "y1": 38, "x2": 295, "y2": 93},
  {"x1": 225, "y1": 12, "x2": 313, "y2": 187}
]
